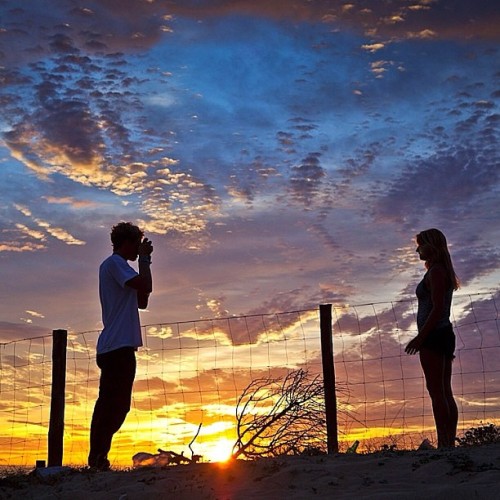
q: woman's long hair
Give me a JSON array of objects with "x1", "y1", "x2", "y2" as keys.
[{"x1": 416, "y1": 228, "x2": 460, "y2": 290}]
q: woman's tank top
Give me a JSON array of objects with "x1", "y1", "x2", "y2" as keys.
[{"x1": 416, "y1": 268, "x2": 453, "y2": 331}]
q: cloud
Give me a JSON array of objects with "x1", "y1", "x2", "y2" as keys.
[
  {"x1": 36, "y1": 220, "x2": 85, "y2": 246},
  {"x1": 362, "y1": 43, "x2": 385, "y2": 53},
  {"x1": 0, "y1": 1, "x2": 172, "y2": 68},
  {"x1": 406, "y1": 29, "x2": 437, "y2": 40},
  {"x1": 4, "y1": 99, "x2": 220, "y2": 241},
  {"x1": 288, "y1": 153, "x2": 326, "y2": 207},
  {"x1": 0, "y1": 321, "x2": 49, "y2": 343},
  {"x1": 4, "y1": 102, "x2": 107, "y2": 185},
  {"x1": 0, "y1": 241, "x2": 46, "y2": 252},
  {"x1": 14, "y1": 223, "x2": 46, "y2": 242},
  {"x1": 42, "y1": 196, "x2": 99, "y2": 209},
  {"x1": 373, "y1": 145, "x2": 499, "y2": 228},
  {"x1": 1, "y1": 21, "x2": 231, "y2": 242},
  {"x1": 454, "y1": 244, "x2": 500, "y2": 287},
  {"x1": 12, "y1": 205, "x2": 85, "y2": 246},
  {"x1": 165, "y1": 0, "x2": 500, "y2": 42}
]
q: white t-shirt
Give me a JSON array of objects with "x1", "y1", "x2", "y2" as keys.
[{"x1": 97, "y1": 254, "x2": 143, "y2": 355}]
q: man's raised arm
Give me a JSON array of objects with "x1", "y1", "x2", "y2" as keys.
[{"x1": 126, "y1": 237, "x2": 153, "y2": 309}]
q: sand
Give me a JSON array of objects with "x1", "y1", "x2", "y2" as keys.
[{"x1": 1, "y1": 444, "x2": 499, "y2": 500}]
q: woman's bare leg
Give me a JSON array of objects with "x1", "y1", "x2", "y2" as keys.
[
  {"x1": 443, "y1": 357, "x2": 458, "y2": 447},
  {"x1": 419, "y1": 348, "x2": 456, "y2": 448}
]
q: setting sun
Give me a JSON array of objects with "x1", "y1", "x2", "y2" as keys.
[{"x1": 206, "y1": 438, "x2": 234, "y2": 463}]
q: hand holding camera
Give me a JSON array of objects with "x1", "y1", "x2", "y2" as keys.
[{"x1": 139, "y1": 237, "x2": 153, "y2": 257}]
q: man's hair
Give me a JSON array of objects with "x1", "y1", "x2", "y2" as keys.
[{"x1": 110, "y1": 222, "x2": 143, "y2": 250}]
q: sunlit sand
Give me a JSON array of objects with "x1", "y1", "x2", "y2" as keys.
[{"x1": 2, "y1": 444, "x2": 500, "y2": 499}]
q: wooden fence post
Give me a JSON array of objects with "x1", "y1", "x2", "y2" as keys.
[
  {"x1": 48, "y1": 329, "x2": 67, "y2": 467},
  {"x1": 320, "y1": 304, "x2": 339, "y2": 454}
]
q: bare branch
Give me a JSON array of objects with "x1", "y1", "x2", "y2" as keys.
[{"x1": 231, "y1": 369, "x2": 346, "y2": 459}]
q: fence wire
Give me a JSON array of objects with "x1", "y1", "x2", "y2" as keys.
[{"x1": 0, "y1": 292, "x2": 498, "y2": 467}]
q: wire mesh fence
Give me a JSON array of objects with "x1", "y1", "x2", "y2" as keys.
[
  {"x1": 332, "y1": 292, "x2": 500, "y2": 450},
  {"x1": 0, "y1": 291, "x2": 498, "y2": 468}
]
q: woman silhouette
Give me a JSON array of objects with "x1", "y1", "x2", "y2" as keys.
[{"x1": 405, "y1": 228, "x2": 459, "y2": 448}]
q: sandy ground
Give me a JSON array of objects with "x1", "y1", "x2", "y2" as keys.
[{"x1": 1, "y1": 444, "x2": 500, "y2": 500}]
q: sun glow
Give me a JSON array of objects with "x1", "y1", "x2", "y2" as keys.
[{"x1": 206, "y1": 438, "x2": 234, "y2": 463}]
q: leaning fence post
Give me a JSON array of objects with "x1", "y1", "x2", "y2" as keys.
[
  {"x1": 320, "y1": 304, "x2": 339, "y2": 453},
  {"x1": 48, "y1": 329, "x2": 67, "y2": 467}
]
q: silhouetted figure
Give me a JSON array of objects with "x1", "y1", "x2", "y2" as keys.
[
  {"x1": 88, "y1": 222, "x2": 153, "y2": 470},
  {"x1": 405, "y1": 228, "x2": 459, "y2": 449}
]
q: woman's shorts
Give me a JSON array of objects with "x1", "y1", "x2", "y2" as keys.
[{"x1": 421, "y1": 324, "x2": 455, "y2": 359}]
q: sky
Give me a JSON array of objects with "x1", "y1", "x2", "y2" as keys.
[
  {"x1": 1, "y1": 0, "x2": 500, "y2": 465},
  {"x1": 1, "y1": 0, "x2": 499, "y2": 338}
]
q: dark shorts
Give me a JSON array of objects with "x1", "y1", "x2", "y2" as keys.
[{"x1": 421, "y1": 324, "x2": 455, "y2": 359}]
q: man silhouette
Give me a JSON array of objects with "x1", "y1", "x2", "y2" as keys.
[{"x1": 88, "y1": 222, "x2": 153, "y2": 470}]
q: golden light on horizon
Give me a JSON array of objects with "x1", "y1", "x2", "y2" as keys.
[{"x1": 204, "y1": 437, "x2": 234, "y2": 463}]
